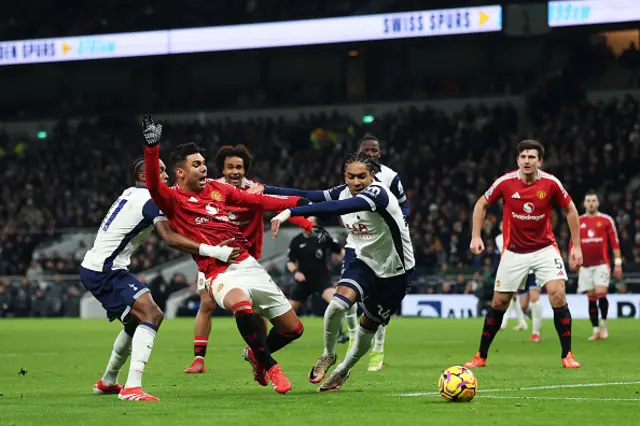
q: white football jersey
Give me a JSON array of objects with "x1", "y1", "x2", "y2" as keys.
[
  {"x1": 323, "y1": 182, "x2": 414, "y2": 278},
  {"x1": 376, "y1": 164, "x2": 407, "y2": 204},
  {"x1": 81, "y1": 186, "x2": 167, "y2": 272}
]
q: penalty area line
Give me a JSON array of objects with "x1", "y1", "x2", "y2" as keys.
[
  {"x1": 393, "y1": 381, "x2": 640, "y2": 397},
  {"x1": 481, "y1": 395, "x2": 640, "y2": 402}
]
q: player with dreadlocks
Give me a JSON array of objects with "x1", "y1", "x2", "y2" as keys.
[{"x1": 266, "y1": 152, "x2": 415, "y2": 391}]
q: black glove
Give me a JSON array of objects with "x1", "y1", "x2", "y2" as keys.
[
  {"x1": 312, "y1": 226, "x2": 331, "y2": 244},
  {"x1": 141, "y1": 114, "x2": 163, "y2": 147}
]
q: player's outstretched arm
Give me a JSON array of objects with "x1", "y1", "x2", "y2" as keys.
[
  {"x1": 142, "y1": 114, "x2": 175, "y2": 215},
  {"x1": 155, "y1": 221, "x2": 239, "y2": 262},
  {"x1": 270, "y1": 197, "x2": 372, "y2": 239},
  {"x1": 563, "y1": 201, "x2": 583, "y2": 270},
  {"x1": 226, "y1": 185, "x2": 310, "y2": 212},
  {"x1": 262, "y1": 184, "x2": 331, "y2": 203}
]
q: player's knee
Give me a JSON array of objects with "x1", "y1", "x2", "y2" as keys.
[
  {"x1": 199, "y1": 293, "x2": 217, "y2": 314},
  {"x1": 285, "y1": 320, "x2": 304, "y2": 340},
  {"x1": 145, "y1": 307, "x2": 164, "y2": 327},
  {"x1": 491, "y1": 293, "x2": 512, "y2": 310},
  {"x1": 330, "y1": 293, "x2": 352, "y2": 312}
]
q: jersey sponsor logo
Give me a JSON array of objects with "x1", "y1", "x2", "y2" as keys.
[
  {"x1": 536, "y1": 189, "x2": 547, "y2": 199},
  {"x1": 205, "y1": 203, "x2": 219, "y2": 216},
  {"x1": 315, "y1": 249, "x2": 323, "y2": 259},
  {"x1": 228, "y1": 211, "x2": 237, "y2": 220},
  {"x1": 580, "y1": 223, "x2": 587, "y2": 228},
  {"x1": 587, "y1": 229, "x2": 595, "y2": 238},
  {"x1": 210, "y1": 191, "x2": 222, "y2": 201},
  {"x1": 299, "y1": 243, "x2": 307, "y2": 248},
  {"x1": 511, "y1": 212, "x2": 546, "y2": 221},
  {"x1": 188, "y1": 196, "x2": 199, "y2": 203},
  {"x1": 523, "y1": 202, "x2": 535, "y2": 213},
  {"x1": 344, "y1": 222, "x2": 373, "y2": 238},
  {"x1": 582, "y1": 237, "x2": 604, "y2": 243},
  {"x1": 511, "y1": 192, "x2": 521, "y2": 199}
]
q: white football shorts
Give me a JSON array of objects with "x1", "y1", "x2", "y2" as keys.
[
  {"x1": 201, "y1": 256, "x2": 291, "y2": 320},
  {"x1": 577, "y1": 264, "x2": 610, "y2": 293},
  {"x1": 495, "y1": 245, "x2": 567, "y2": 292}
]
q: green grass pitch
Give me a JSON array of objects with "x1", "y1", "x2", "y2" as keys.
[{"x1": 1, "y1": 317, "x2": 639, "y2": 426}]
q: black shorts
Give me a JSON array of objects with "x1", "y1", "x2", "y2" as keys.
[
  {"x1": 290, "y1": 279, "x2": 332, "y2": 303},
  {"x1": 338, "y1": 259, "x2": 414, "y2": 325}
]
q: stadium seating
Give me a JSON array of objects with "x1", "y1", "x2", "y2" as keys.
[{"x1": 1, "y1": 89, "x2": 640, "y2": 317}]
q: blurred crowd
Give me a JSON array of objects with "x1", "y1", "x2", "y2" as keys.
[{"x1": 1, "y1": 92, "x2": 640, "y2": 312}]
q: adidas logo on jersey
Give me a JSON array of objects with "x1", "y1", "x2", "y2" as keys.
[
  {"x1": 188, "y1": 197, "x2": 199, "y2": 203},
  {"x1": 511, "y1": 192, "x2": 521, "y2": 199},
  {"x1": 580, "y1": 223, "x2": 587, "y2": 228}
]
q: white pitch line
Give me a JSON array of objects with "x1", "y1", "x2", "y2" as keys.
[
  {"x1": 481, "y1": 395, "x2": 640, "y2": 402},
  {"x1": 394, "y1": 381, "x2": 640, "y2": 397}
]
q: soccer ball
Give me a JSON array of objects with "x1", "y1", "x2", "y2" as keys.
[{"x1": 438, "y1": 366, "x2": 477, "y2": 402}]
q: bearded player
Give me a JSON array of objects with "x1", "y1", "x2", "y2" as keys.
[
  {"x1": 185, "y1": 144, "x2": 316, "y2": 374},
  {"x1": 142, "y1": 116, "x2": 309, "y2": 394},
  {"x1": 574, "y1": 191, "x2": 622, "y2": 340},
  {"x1": 464, "y1": 140, "x2": 583, "y2": 369}
]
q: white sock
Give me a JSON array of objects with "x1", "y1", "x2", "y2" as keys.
[
  {"x1": 531, "y1": 301, "x2": 542, "y2": 335},
  {"x1": 344, "y1": 303, "x2": 358, "y2": 340},
  {"x1": 513, "y1": 299, "x2": 526, "y2": 325},
  {"x1": 102, "y1": 330, "x2": 132, "y2": 386},
  {"x1": 335, "y1": 325, "x2": 376, "y2": 375},
  {"x1": 502, "y1": 299, "x2": 515, "y2": 328},
  {"x1": 124, "y1": 323, "x2": 157, "y2": 389},
  {"x1": 593, "y1": 326, "x2": 600, "y2": 334},
  {"x1": 600, "y1": 319, "x2": 607, "y2": 327},
  {"x1": 372, "y1": 324, "x2": 386, "y2": 353},
  {"x1": 323, "y1": 298, "x2": 349, "y2": 357}
]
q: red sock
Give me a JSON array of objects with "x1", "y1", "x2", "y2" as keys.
[{"x1": 194, "y1": 336, "x2": 208, "y2": 358}]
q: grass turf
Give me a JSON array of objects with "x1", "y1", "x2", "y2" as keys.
[{"x1": 1, "y1": 317, "x2": 639, "y2": 426}]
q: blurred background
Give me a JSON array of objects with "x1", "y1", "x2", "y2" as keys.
[{"x1": 1, "y1": 0, "x2": 639, "y2": 319}]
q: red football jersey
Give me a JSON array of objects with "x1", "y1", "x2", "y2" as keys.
[
  {"x1": 575, "y1": 213, "x2": 620, "y2": 267},
  {"x1": 485, "y1": 170, "x2": 571, "y2": 254},
  {"x1": 215, "y1": 177, "x2": 314, "y2": 260},
  {"x1": 144, "y1": 145, "x2": 301, "y2": 279}
]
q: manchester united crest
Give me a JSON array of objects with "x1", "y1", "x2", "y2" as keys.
[
  {"x1": 217, "y1": 283, "x2": 224, "y2": 292},
  {"x1": 210, "y1": 191, "x2": 222, "y2": 201},
  {"x1": 536, "y1": 190, "x2": 547, "y2": 199},
  {"x1": 496, "y1": 280, "x2": 501, "y2": 288},
  {"x1": 596, "y1": 221, "x2": 602, "y2": 227}
]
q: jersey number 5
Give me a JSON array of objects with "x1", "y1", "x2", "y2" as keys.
[{"x1": 101, "y1": 199, "x2": 128, "y2": 231}]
